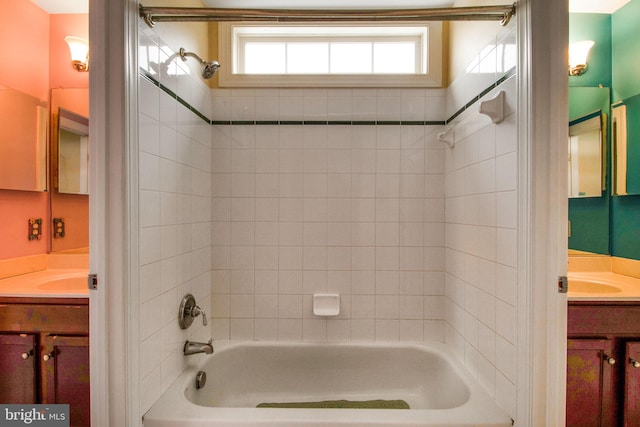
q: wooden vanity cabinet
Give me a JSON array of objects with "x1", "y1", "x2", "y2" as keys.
[
  {"x1": 0, "y1": 333, "x2": 38, "y2": 403},
  {"x1": 0, "y1": 297, "x2": 89, "y2": 427},
  {"x1": 567, "y1": 338, "x2": 615, "y2": 427},
  {"x1": 625, "y1": 342, "x2": 640, "y2": 424},
  {"x1": 568, "y1": 302, "x2": 640, "y2": 427}
]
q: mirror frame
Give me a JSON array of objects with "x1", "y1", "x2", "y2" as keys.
[
  {"x1": 54, "y1": 108, "x2": 89, "y2": 195},
  {"x1": 568, "y1": 110, "x2": 606, "y2": 198},
  {"x1": 612, "y1": 93, "x2": 640, "y2": 196}
]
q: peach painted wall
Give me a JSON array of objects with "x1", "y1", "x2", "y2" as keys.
[
  {"x1": 0, "y1": 3, "x2": 90, "y2": 260},
  {"x1": 0, "y1": 0, "x2": 49, "y2": 100},
  {"x1": 49, "y1": 14, "x2": 89, "y2": 90},
  {"x1": 0, "y1": 0, "x2": 50, "y2": 260},
  {"x1": 0, "y1": 191, "x2": 49, "y2": 260}
]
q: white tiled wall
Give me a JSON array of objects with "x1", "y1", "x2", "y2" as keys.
[
  {"x1": 205, "y1": 27, "x2": 519, "y2": 419},
  {"x1": 134, "y1": 17, "x2": 518, "y2": 422},
  {"x1": 211, "y1": 88, "x2": 447, "y2": 123},
  {"x1": 137, "y1": 26, "x2": 214, "y2": 414},
  {"x1": 209, "y1": 89, "x2": 448, "y2": 343},
  {"x1": 443, "y1": 25, "x2": 518, "y2": 419}
]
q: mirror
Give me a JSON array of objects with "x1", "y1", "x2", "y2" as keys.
[
  {"x1": 0, "y1": 86, "x2": 48, "y2": 192},
  {"x1": 567, "y1": 86, "x2": 610, "y2": 255},
  {"x1": 56, "y1": 109, "x2": 89, "y2": 195},
  {"x1": 568, "y1": 111, "x2": 605, "y2": 198},
  {"x1": 568, "y1": 86, "x2": 610, "y2": 199},
  {"x1": 50, "y1": 88, "x2": 89, "y2": 253},
  {"x1": 612, "y1": 93, "x2": 640, "y2": 195}
]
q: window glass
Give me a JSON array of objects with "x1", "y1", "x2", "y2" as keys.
[
  {"x1": 218, "y1": 23, "x2": 443, "y2": 87},
  {"x1": 243, "y1": 43, "x2": 286, "y2": 74}
]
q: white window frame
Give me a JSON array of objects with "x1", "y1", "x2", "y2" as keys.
[{"x1": 218, "y1": 22, "x2": 443, "y2": 87}]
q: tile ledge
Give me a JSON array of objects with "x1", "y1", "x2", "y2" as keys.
[
  {"x1": 0, "y1": 254, "x2": 48, "y2": 281},
  {"x1": 612, "y1": 257, "x2": 640, "y2": 280},
  {"x1": 568, "y1": 253, "x2": 640, "y2": 280},
  {"x1": 0, "y1": 251, "x2": 89, "y2": 281},
  {"x1": 567, "y1": 255, "x2": 612, "y2": 273},
  {"x1": 47, "y1": 252, "x2": 89, "y2": 269}
]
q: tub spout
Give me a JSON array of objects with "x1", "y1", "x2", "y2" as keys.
[{"x1": 184, "y1": 339, "x2": 214, "y2": 356}]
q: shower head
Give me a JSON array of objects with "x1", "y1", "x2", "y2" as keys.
[
  {"x1": 179, "y1": 48, "x2": 220, "y2": 79},
  {"x1": 201, "y1": 60, "x2": 221, "y2": 79}
]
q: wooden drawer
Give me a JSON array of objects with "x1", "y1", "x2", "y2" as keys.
[
  {"x1": 0, "y1": 303, "x2": 88, "y2": 334},
  {"x1": 568, "y1": 302, "x2": 640, "y2": 336}
]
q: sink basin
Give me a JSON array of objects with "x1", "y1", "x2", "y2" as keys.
[
  {"x1": 569, "y1": 280, "x2": 622, "y2": 294},
  {"x1": 36, "y1": 276, "x2": 86, "y2": 291}
]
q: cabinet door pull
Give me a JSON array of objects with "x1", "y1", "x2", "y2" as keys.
[
  {"x1": 630, "y1": 358, "x2": 640, "y2": 368},
  {"x1": 605, "y1": 355, "x2": 616, "y2": 365},
  {"x1": 42, "y1": 351, "x2": 55, "y2": 362},
  {"x1": 21, "y1": 350, "x2": 33, "y2": 360}
]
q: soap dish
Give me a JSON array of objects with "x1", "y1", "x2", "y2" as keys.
[{"x1": 313, "y1": 294, "x2": 340, "y2": 316}]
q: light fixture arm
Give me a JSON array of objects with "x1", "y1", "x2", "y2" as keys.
[{"x1": 71, "y1": 59, "x2": 89, "y2": 72}]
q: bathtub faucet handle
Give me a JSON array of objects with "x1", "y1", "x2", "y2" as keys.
[
  {"x1": 179, "y1": 293, "x2": 208, "y2": 329},
  {"x1": 190, "y1": 305, "x2": 208, "y2": 326}
]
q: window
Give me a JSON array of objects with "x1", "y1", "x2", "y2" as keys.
[{"x1": 218, "y1": 23, "x2": 442, "y2": 87}]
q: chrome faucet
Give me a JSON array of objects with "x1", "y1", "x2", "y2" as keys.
[
  {"x1": 184, "y1": 339, "x2": 214, "y2": 356},
  {"x1": 178, "y1": 294, "x2": 208, "y2": 329}
]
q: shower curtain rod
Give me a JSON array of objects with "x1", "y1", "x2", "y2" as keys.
[{"x1": 140, "y1": 4, "x2": 516, "y2": 27}]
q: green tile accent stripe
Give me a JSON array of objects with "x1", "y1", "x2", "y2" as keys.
[
  {"x1": 140, "y1": 71, "x2": 211, "y2": 124},
  {"x1": 139, "y1": 66, "x2": 515, "y2": 127},
  {"x1": 446, "y1": 66, "x2": 515, "y2": 123},
  {"x1": 211, "y1": 120, "x2": 446, "y2": 126}
]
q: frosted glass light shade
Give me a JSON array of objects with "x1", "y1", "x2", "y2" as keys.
[
  {"x1": 64, "y1": 36, "x2": 89, "y2": 71},
  {"x1": 569, "y1": 40, "x2": 594, "y2": 76}
]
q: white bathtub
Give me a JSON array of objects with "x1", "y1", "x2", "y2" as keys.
[{"x1": 143, "y1": 341, "x2": 511, "y2": 427}]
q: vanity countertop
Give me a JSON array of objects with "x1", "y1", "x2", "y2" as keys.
[
  {"x1": 0, "y1": 268, "x2": 89, "y2": 298},
  {"x1": 568, "y1": 271, "x2": 640, "y2": 301}
]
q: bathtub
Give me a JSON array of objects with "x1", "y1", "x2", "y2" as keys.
[{"x1": 143, "y1": 341, "x2": 511, "y2": 427}]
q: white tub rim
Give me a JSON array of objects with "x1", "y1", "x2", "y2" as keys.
[{"x1": 143, "y1": 341, "x2": 512, "y2": 427}]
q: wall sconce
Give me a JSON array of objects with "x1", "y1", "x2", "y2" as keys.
[
  {"x1": 569, "y1": 40, "x2": 594, "y2": 76},
  {"x1": 64, "y1": 36, "x2": 89, "y2": 72}
]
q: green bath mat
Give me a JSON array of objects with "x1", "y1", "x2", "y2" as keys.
[{"x1": 257, "y1": 399, "x2": 410, "y2": 409}]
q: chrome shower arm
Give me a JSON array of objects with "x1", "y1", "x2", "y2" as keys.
[{"x1": 179, "y1": 48, "x2": 206, "y2": 66}]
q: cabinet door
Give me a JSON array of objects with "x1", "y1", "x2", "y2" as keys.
[
  {"x1": 41, "y1": 335, "x2": 90, "y2": 427},
  {"x1": 567, "y1": 338, "x2": 615, "y2": 427},
  {"x1": 0, "y1": 333, "x2": 37, "y2": 403},
  {"x1": 625, "y1": 341, "x2": 640, "y2": 426}
]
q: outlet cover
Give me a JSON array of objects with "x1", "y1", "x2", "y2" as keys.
[{"x1": 28, "y1": 218, "x2": 42, "y2": 240}]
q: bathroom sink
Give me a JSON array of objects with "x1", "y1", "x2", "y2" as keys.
[
  {"x1": 569, "y1": 280, "x2": 622, "y2": 294},
  {"x1": 36, "y1": 276, "x2": 86, "y2": 291}
]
